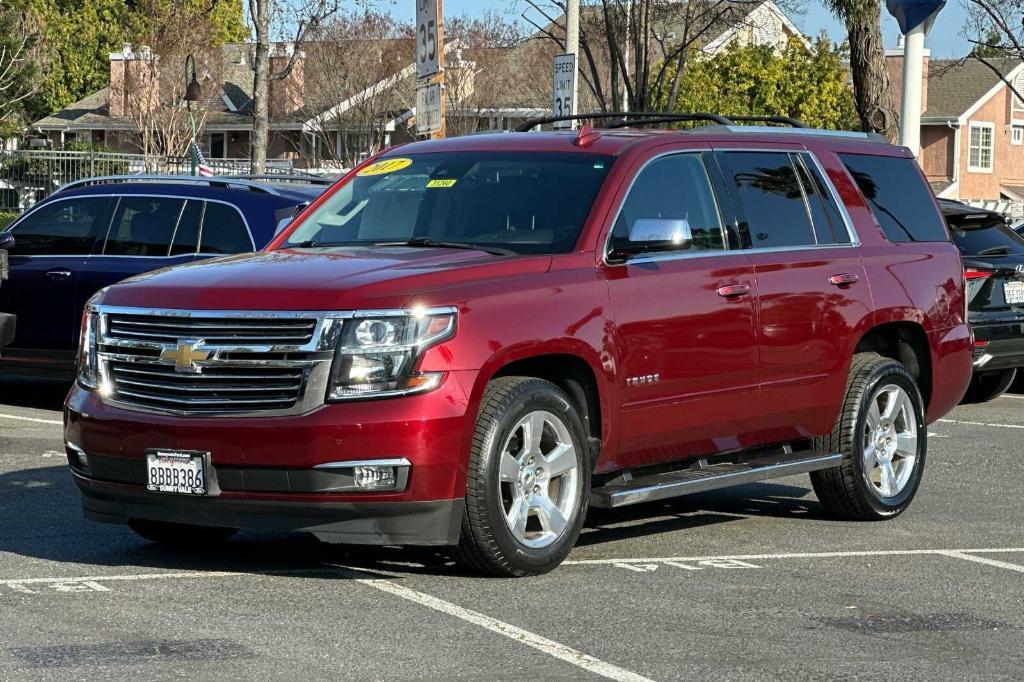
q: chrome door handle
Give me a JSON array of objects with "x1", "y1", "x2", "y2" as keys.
[
  {"x1": 45, "y1": 269, "x2": 72, "y2": 281},
  {"x1": 829, "y1": 273, "x2": 859, "y2": 287},
  {"x1": 716, "y1": 284, "x2": 751, "y2": 298}
]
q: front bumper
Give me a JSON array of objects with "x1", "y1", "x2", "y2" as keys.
[
  {"x1": 72, "y1": 470, "x2": 463, "y2": 545},
  {"x1": 64, "y1": 371, "x2": 478, "y2": 545}
]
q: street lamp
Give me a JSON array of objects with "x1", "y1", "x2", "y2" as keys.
[
  {"x1": 886, "y1": 0, "x2": 946, "y2": 158},
  {"x1": 184, "y1": 54, "x2": 200, "y2": 175}
]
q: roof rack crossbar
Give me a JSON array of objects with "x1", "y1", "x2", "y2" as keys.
[
  {"x1": 56, "y1": 175, "x2": 284, "y2": 196},
  {"x1": 515, "y1": 111, "x2": 734, "y2": 132}
]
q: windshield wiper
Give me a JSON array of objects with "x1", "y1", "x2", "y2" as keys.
[
  {"x1": 290, "y1": 240, "x2": 364, "y2": 248},
  {"x1": 379, "y1": 238, "x2": 516, "y2": 256},
  {"x1": 977, "y1": 245, "x2": 1013, "y2": 256}
]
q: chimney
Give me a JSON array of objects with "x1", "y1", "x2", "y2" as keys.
[
  {"x1": 269, "y1": 43, "x2": 305, "y2": 118},
  {"x1": 886, "y1": 37, "x2": 930, "y2": 116},
  {"x1": 108, "y1": 43, "x2": 159, "y2": 118}
]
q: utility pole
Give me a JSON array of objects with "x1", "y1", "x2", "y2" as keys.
[
  {"x1": 566, "y1": 0, "x2": 580, "y2": 120},
  {"x1": 886, "y1": 0, "x2": 946, "y2": 158}
]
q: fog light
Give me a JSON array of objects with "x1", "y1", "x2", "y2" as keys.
[
  {"x1": 66, "y1": 442, "x2": 89, "y2": 470},
  {"x1": 353, "y1": 465, "x2": 397, "y2": 490}
]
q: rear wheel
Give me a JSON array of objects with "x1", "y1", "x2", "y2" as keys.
[
  {"x1": 961, "y1": 368, "x2": 1017, "y2": 404},
  {"x1": 456, "y1": 377, "x2": 590, "y2": 577},
  {"x1": 128, "y1": 519, "x2": 237, "y2": 546},
  {"x1": 811, "y1": 353, "x2": 927, "y2": 520}
]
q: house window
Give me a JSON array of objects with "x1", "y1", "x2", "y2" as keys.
[
  {"x1": 968, "y1": 122, "x2": 994, "y2": 172},
  {"x1": 1013, "y1": 125, "x2": 1024, "y2": 146}
]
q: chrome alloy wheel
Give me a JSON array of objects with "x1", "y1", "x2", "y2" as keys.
[
  {"x1": 497, "y1": 410, "x2": 581, "y2": 549},
  {"x1": 862, "y1": 384, "x2": 919, "y2": 499}
]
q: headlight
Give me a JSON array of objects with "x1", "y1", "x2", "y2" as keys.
[
  {"x1": 76, "y1": 306, "x2": 99, "y2": 390},
  {"x1": 327, "y1": 307, "x2": 456, "y2": 400}
]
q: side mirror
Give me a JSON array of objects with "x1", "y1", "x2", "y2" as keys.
[
  {"x1": 611, "y1": 218, "x2": 692, "y2": 260},
  {"x1": 0, "y1": 231, "x2": 14, "y2": 251}
]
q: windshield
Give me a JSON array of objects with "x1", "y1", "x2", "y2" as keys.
[
  {"x1": 950, "y1": 223, "x2": 1024, "y2": 256},
  {"x1": 281, "y1": 152, "x2": 614, "y2": 255}
]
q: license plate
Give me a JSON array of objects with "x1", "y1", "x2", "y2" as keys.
[
  {"x1": 1005, "y1": 281, "x2": 1024, "y2": 306},
  {"x1": 145, "y1": 450, "x2": 207, "y2": 495}
]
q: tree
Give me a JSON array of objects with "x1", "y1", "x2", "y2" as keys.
[
  {"x1": 247, "y1": 0, "x2": 339, "y2": 174},
  {"x1": 299, "y1": 9, "x2": 414, "y2": 168},
  {"x1": 963, "y1": 0, "x2": 1024, "y2": 104},
  {"x1": 523, "y1": 0, "x2": 798, "y2": 113},
  {"x1": 821, "y1": 0, "x2": 899, "y2": 142},
  {"x1": 663, "y1": 37, "x2": 859, "y2": 129},
  {"x1": 971, "y1": 26, "x2": 1009, "y2": 58},
  {"x1": 120, "y1": 1, "x2": 230, "y2": 160},
  {"x1": 0, "y1": 8, "x2": 37, "y2": 137},
  {"x1": 9, "y1": 0, "x2": 244, "y2": 125}
]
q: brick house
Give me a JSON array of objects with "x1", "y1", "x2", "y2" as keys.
[{"x1": 889, "y1": 43, "x2": 1024, "y2": 210}]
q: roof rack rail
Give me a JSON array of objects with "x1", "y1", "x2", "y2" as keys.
[
  {"x1": 220, "y1": 174, "x2": 335, "y2": 186},
  {"x1": 728, "y1": 115, "x2": 807, "y2": 128},
  {"x1": 516, "y1": 111, "x2": 818, "y2": 133},
  {"x1": 515, "y1": 111, "x2": 734, "y2": 132},
  {"x1": 56, "y1": 175, "x2": 284, "y2": 196}
]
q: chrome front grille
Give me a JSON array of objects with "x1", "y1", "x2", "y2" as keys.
[
  {"x1": 106, "y1": 312, "x2": 317, "y2": 345},
  {"x1": 95, "y1": 306, "x2": 344, "y2": 417}
]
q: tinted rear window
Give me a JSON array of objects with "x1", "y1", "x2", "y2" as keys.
[
  {"x1": 721, "y1": 151, "x2": 818, "y2": 248},
  {"x1": 951, "y1": 224, "x2": 1024, "y2": 256},
  {"x1": 840, "y1": 154, "x2": 948, "y2": 242}
]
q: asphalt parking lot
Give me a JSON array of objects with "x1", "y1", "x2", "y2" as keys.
[{"x1": 0, "y1": 379, "x2": 1021, "y2": 681}]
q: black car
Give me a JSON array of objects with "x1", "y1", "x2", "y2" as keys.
[
  {"x1": 0, "y1": 238, "x2": 12, "y2": 349},
  {"x1": 940, "y1": 199, "x2": 1024, "y2": 402}
]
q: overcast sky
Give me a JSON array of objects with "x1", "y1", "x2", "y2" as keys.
[{"x1": 394, "y1": 1, "x2": 972, "y2": 59}]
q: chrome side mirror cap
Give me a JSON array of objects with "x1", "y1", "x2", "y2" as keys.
[{"x1": 611, "y1": 218, "x2": 693, "y2": 260}]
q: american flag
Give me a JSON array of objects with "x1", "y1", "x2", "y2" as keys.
[{"x1": 190, "y1": 139, "x2": 214, "y2": 177}]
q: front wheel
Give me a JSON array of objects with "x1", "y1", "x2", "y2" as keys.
[
  {"x1": 811, "y1": 353, "x2": 927, "y2": 520},
  {"x1": 456, "y1": 377, "x2": 590, "y2": 577}
]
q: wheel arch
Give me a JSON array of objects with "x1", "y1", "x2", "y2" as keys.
[
  {"x1": 854, "y1": 321, "x2": 933, "y2": 409},
  {"x1": 471, "y1": 344, "x2": 609, "y2": 470}
]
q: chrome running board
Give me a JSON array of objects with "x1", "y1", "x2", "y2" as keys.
[{"x1": 589, "y1": 450, "x2": 843, "y2": 509}]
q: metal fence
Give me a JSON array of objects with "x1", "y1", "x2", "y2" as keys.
[{"x1": 0, "y1": 150, "x2": 301, "y2": 214}]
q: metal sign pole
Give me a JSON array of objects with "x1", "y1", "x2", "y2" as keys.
[
  {"x1": 886, "y1": 0, "x2": 946, "y2": 158},
  {"x1": 415, "y1": 0, "x2": 445, "y2": 139}
]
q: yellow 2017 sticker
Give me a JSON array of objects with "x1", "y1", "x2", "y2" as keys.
[
  {"x1": 357, "y1": 158, "x2": 413, "y2": 176},
  {"x1": 426, "y1": 179, "x2": 457, "y2": 188}
]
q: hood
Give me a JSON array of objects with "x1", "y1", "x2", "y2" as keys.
[{"x1": 99, "y1": 247, "x2": 553, "y2": 311}]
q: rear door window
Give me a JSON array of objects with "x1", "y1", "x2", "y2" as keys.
[
  {"x1": 720, "y1": 152, "x2": 818, "y2": 249},
  {"x1": 7, "y1": 197, "x2": 111, "y2": 256},
  {"x1": 840, "y1": 153, "x2": 949, "y2": 242},
  {"x1": 610, "y1": 153, "x2": 726, "y2": 254},
  {"x1": 796, "y1": 156, "x2": 851, "y2": 244},
  {"x1": 199, "y1": 202, "x2": 253, "y2": 254},
  {"x1": 104, "y1": 196, "x2": 185, "y2": 256}
]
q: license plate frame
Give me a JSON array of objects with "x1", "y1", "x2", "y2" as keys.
[
  {"x1": 1005, "y1": 281, "x2": 1024, "y2": 306},
  {"x1": 145, "y1": 449, "x2": 209, "y2": 496}
]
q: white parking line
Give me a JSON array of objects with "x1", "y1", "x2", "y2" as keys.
[
  {"x1": 330, "y1": 564, "x2": 654, "y2": 682},
  {"x1": 0, "y1": 412, "x2": 63, "y2": 426},
  {"x1": 940, "y1": 551, "x2": 1024, "y2": 574},
  {"x1": 562, "y1": 547, "x2": 1024, "y2": 566},
  {"x1": 998, "y1": 393, "x2": 1024, "y2": 400},
  {"x1": 938, "y1": 418, "x2": 1024, "y2": 430}
]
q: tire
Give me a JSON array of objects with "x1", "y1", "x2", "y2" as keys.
[
  {"x1": 811, "y1": 352, "x2": 927, "y2": 521},
  {"x1": 456, "y1": 377, "x2": 591, "y2": 577},
  {"x1": 961, "y1": 368, "x2": 1017, "y2": 404},
  {"x1": 128, "y1": 519, "x2": 237, "y2": 546}
]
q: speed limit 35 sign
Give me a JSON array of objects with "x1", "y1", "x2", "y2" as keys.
[
  {"x1": 416, "y1": 0, "x2": 440, "y2": 79},
  {"x1": 552, "y1": 53, "x2": 576, "y2": 129}
]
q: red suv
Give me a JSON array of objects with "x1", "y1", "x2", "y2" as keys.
[{"x1": 64, "y1": 114, "x2": 973, "y2": 576}]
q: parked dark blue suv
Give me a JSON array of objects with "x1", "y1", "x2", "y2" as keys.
[{"x1": 0, "y1": 175, "x2": 329, "y2": 378}]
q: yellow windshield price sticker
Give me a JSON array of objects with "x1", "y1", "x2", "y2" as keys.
[
  {"x1": 357, "y1": 158, "x2": 413, "y2": 176},
  {"x1": 426, "y1": 179, "x2": 457, "y2": 188}
]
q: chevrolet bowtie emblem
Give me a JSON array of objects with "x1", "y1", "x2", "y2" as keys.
[{"x1": 160, "y1": 341, "x2": 211, "y2": 373}]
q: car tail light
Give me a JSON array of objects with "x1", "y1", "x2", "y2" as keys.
[{"x1": 964, "y1": 268, "x2": 992, "y2": 311}]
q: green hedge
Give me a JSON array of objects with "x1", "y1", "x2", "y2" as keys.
[{"x1": 0, "y1": 211, "x2": 18, "y2": 230}]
